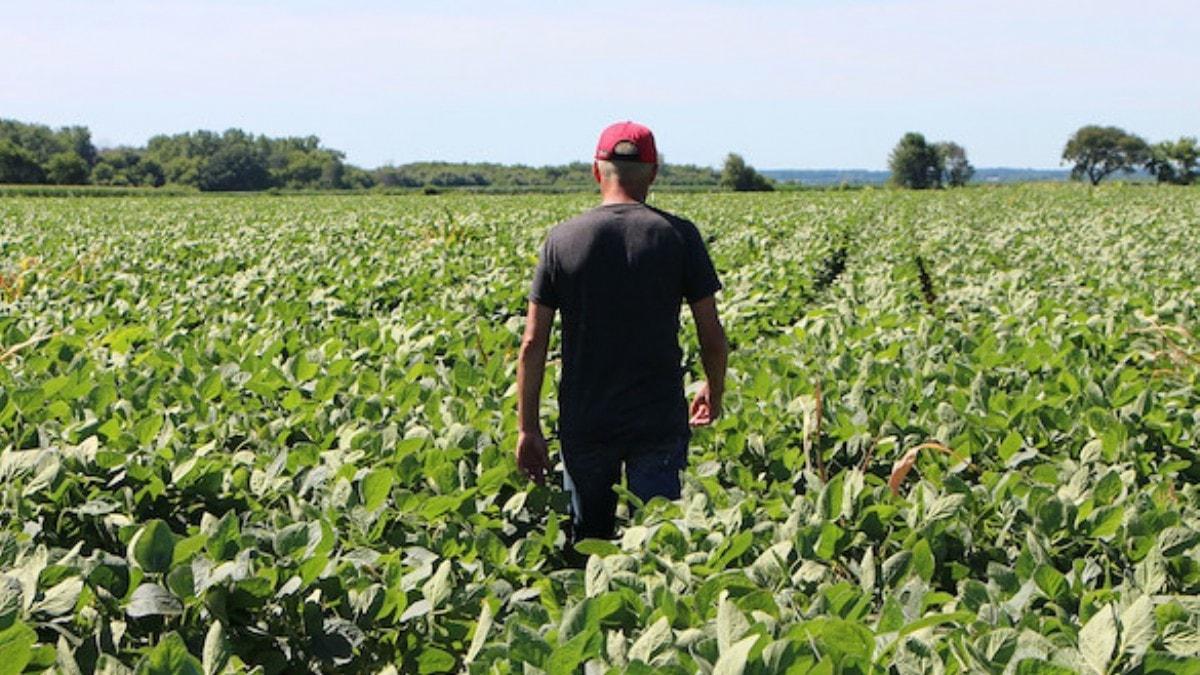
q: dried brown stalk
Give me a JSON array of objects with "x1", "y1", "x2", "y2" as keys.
[{"x1": 888, "y1": 441, "x2": 974, "y2": 497}]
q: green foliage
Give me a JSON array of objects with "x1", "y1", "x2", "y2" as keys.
[
  {"x1": 1146, "y1": 137, "x2": 1199, "y2": 185},
  {"x1": 1, "y1": 187, "x2": 1199, "y2": 672},
  {"x1": 889, "y1": 132, "x2": 944, "y2": 189},
  {"x1": 0, "y1": 141, "x2": 45, "y2": 184},
  {"x1": 91, "y1": 148, "x2": 165, "y2": 188},
  {"x1": 720, "y1": 153, "x2": 774, "y2": 191},
  {"x1": 1063, "y1": 125, "x2": 1150, "y2": 185},
  {"x1": 45, "y1": 151, "x2": 91, "y2": 185},
  {"x1": 936, "y1": 141, "x2": 974, "y2": 187},
  {"x1": 0, "y1": 118, "x2": 97, "y2": 167},
  {"x1": 375, "y1": 160, "x2": 720, "y2": 190},
  {"x1": 196, "y1": 144, "x2": 272, "y2": 192}
]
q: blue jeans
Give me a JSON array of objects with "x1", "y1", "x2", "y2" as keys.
[{"x1": 561, "y1": 435, "x2": 688, "y2": 541}]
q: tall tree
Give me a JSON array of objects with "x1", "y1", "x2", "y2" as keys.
[
  {"x1": 46, "y1": 152, "x2": 91, "y2": 184},
  {"x1": 1145, "y1": 137, "x2": 1199, "y2": 185},
  {"x1": 889, "y1": 133, "x2": 943, "y2": 189},
  {"x1": 936, "y1": 142, "x2": 974, "y2": 187},
  {"x1": 196, "y1": 145, "x2": 271, "y2": 191},
  {"x1": 1062, "y1": 125, "x2": 1149, "y2": 185},
  {"x1": 720, "y1": 153, "x2": 773, "y2": 191},
  {"x1": 0, "y1": 141, "x2": 46, "y2": 183}
]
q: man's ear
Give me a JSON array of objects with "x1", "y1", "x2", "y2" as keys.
[
  {"x1": 592, "y1": 162, "x2": 601, "y2": 184},
  {"x1": 650, "y1": 163, "x2": 659, "y2": 184}
]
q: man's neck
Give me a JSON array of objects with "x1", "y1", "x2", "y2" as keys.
[{"x1": 599, "y1": 186, "x2": 647, "y2": 205}]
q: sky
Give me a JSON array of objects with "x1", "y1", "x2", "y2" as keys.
[{"x1": 3, "y1": 0, "x2": 1198, "y2": 170}]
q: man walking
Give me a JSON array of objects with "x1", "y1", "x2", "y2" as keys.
[{"x1": 516, "y1": 121, "x2": 729, "y2": 542}]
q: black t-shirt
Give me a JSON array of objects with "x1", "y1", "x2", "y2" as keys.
[{"x1": 529, "y1": 202, "x2": 722, "y2": 444}]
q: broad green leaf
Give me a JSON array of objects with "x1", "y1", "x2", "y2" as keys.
[
  {"x1": 360, "y1": 468, "x2": 394, "y2": 511},
  {"x1": 202, "y1": 622, "x2": 230, "y2": 675},
  {"x1": 132, "y1": 520, "x2": 176, "y2": 574},
  {"x1": 135, "y1": 632, "x2": 202, "y2": 675},
  {"x1": 628, "y1": 617, "x2": 671, "y2": 664},
  {"x1": 713, "y1": 634, "x2": 758, "y2": 675},
  {"x1": 0, "y1": 620, "x2": 36, "y2": 675},
  {"x1": 1078, "y1": 604, "x2": 1117, "y2": 675},
  {"x1": 126, "y1": 584, "x2": 183, "y2": 618},
  {"x1": 717, "y1": 592, "x2": 750, "y2": 653},
  {"x1": 1119, "y1": 595, "x2": 1155, "y2": 660},
  {"x1": 417, "y1": 647, "x2": 455, "y2": 674},
  {"x1": 910, "y1": 539, "x2": 935, "y2": 581}
]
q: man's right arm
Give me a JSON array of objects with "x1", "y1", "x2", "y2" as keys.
[
  {"x1": 688, "y1": 295, "x2": 728, "y2": 426},
  {"x1": 516, "y1": 300, "x2": 555, "y2": 483}
]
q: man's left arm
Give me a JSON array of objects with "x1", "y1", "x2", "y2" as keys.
[{"x1": 516, "y1": 300, "x2": 555, "y2": 483}]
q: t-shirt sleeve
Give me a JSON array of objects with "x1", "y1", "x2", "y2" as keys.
[
  {"x1": 529, "y1": 238, "x2": 559, "y2": 308},
  {"x1": 682, "y1": 223, "x2": 722, "y2": 303}
]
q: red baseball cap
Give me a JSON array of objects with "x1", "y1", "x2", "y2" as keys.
[{"x1": 594, "y1": 121, "x2": 657, "y2": 164}]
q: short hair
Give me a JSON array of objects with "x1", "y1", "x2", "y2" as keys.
[{"x1": 596, "y1": 158, "x2": 656, "y2": 185}]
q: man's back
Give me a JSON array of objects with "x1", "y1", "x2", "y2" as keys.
[{"x1": 531, "y1": 202, "x2": 721, "y2": 444}]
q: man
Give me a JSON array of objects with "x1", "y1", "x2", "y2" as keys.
[{"x1": 515, "y1": 120, "x2": 729, "y2": 542}]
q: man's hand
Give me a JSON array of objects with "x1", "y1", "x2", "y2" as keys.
[
  {"x1": 689, "y1": 382, "x2": 722, "y2": 427},
  {"x1": 516, "y1": 431, "x2": 551, "y2": 484}
]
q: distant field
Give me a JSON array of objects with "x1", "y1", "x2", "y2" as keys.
[{"x1": 1, "y1": 186, "x2": 1198, "y2": 673}]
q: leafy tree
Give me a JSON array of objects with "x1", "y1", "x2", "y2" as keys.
[
  {"x1": 0, "y1": 141, "x2": 46, "y2": 183},
  {"x1": 0, "y1": 119, "x2": 97, "y2": 167},
  {"x1": 936, "y1": 142, "x2": 974, "y2": 187},
  {"x1": 46, "y1": 151, "x2": 91, "y2": 184},
  {"x1": 1062, "y1": 125, "x2": 1149, "y2": 185},
  {"x1": 720, "y1": 153, "x2": 773, "y2": 191},
  {"x1": 889, "y1": 133, "x2": 943, "y2": 189},
  {"x1": 1145, "y1": 137, "x2": 1198, "y2": 185},
  {"x1": 92, "y1": 148, "x2": 165, "y2": 187},
  {"x1": 91, "y1": 162, "x2": 115, "y2": 184},
  {"x1": 196, "y1": 145, "x2": 271, "y2": 191}
]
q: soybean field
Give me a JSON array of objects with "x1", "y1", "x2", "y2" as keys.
[{"x1": 1, "y1": 186, "x2": 1199, "y2": 674}]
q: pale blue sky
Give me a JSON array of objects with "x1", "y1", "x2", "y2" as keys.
[{"x1": 3, "y1": 0, "x2": 1197, "y2": 169}]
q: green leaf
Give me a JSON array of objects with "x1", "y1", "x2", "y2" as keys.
[
  {"x1": 202, "y1": 622, "x2": 230, "y2": 675},
  {"x1": 1078, "y1": 604, "x2": 1117, "y2": 675},
  {"x1": 712, "y1": 634, "x2": 758, "y2": 675},
  {"x1": 360, "y1": 468, "x2": 394, "y2": 511},
  {"x1": 1140, "y1": 651, "x2": 1200, "y2": 674},
  {"x1": 417, "y1": 647, "x2": 455, "y2": 674},
  {"x1": 135, "y1": 632, "x2": 202, "y2": 675},
  {"x1": 1033, "y1": 565, "x2": 1068, "y2": 603},
  {"x1": 31, "y1": 577, "x2": 82, "y2": 617},
  {"x1": 1089, "y1": 506, "x2": 1124, "y2": 539},
  {"x1": 999, "y1": 431, "x2": 1022, "y2": 462},
  {"x1": 910, "y1": 539, "x2": 935, "y2": 581},
  {"x1": 464, "y1": 600, "x2": 494, "y2": 665},
  {"x1": 132, "y1": 520, "x2": 176, "y2": 573},
  {"x1": 1119, "y1": 595, "x2": 1156, "y2": 660},
  {"x1": 126, "y1": 584, "x2": 183, "y2": 618},
  {"x1": 717, "y1": 592, "x2": 750, "y2": 653},
  {"x1": 628, "y1": 616, "x2": 672, "y2": 664},
  {"x1": 815, "y1": 522, "x2": 845, "y2": 561},
  {"x1": 573, "y1": 539, "x2": 621, "y2": 557},
  {"x1": 545, "y1": 631, "x2": 589, "y2": 675},
  {"x1": 0, "y1": 620, "x2": 36, "y2": 675}
]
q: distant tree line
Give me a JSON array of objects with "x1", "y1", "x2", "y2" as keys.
[
  {"x1": 885, "y1": 125, "x2": 1197, "y2": 189},
  {"x1": 1062, "y1": 125, "x2": 1197, "y2": 185},
  {"x1": 0, "y1": 118, "x2": 721, "y2": 191},
  {"x1": 373, "y1": 161, "x2": 718, "y2": 189},
  {"x1": 0, "y1": 119, "x2": 372, "y2": 190}
]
